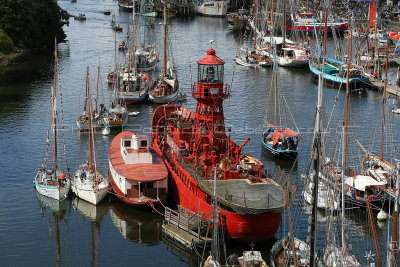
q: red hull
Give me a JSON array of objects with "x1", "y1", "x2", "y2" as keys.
[
  {"x1": 153, "y1": 144, "x2": 282, "y2": 242},
  {"x1": 287, "y1": 24, "x2": 347, "y2": 32},
  {"x1": 109, "y1": 170, "x2": 168, "y2": 207}
]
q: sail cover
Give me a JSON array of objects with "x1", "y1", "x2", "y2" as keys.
[
  {"x1": 271, "y1": 128, "x2": 299, "y2": 146},
  {"x1": 369, "y1": 0, "x2": 376, "y2": 28}
]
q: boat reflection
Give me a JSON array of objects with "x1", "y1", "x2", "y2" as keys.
[
  {"x1": 72, "y1": 196, "x2": 109, "y2": 222},
  {"x1": 260, "y1": 152, "x2": 298, "y2": 172},
  {"x1": 109, "y1": 197, "x2": 163, "y2": 245},
  {"x1": 162, "y1": 235, "x2": 202, "y2": 267},
  {"x1": 72, "y1": 197, "x2": 109, "y2": 267},
  {"x1": 35, "y1": 189, "x2": 71, "y2": 267}
]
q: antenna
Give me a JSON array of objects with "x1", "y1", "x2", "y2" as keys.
[{"x1": 209, "y1": 40, "x2": 214, "y2": 49}]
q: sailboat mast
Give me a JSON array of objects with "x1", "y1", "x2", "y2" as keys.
[
  {"x1": 96, "y1": 63, "x2": 100, "y2": 113},
  {"x1": 87, "y1": 67, "x2": 93, "y2": 171},
  {"x1": 132, "y1": 0, "x2": 136, "y2": 68},
  {"x1": 323, "y1": 1, "x2": 328, "y2": 58},
  {"x1": 344, "y1": 16, "x2": 351, "y2": 165},
  {"x1": 254, "y1": 0, "x2": 257, "y2": 52},
  {"x1": 114, "y1": 29, "x2": 117, "y2": 71},
  {"x1": 269, "y1": 0, "x2": 273, "y2": 55},
  {"x1": 381, "y1": 38, "x2": 389, "y2": 158},
  {"x1": 211, "y1": 167, "x2": 219, "y2": 263},
  {"x1": 53, "y1": 39, "x2": 58, "y2": 174},
  {"x1": 341, "y1": 123, "x2": 346, "y2": 250},
  {"x1": 163, "y1": 0, "x2": 167, "y2": 78},
  {"x1": 394, "y1": 161, "x2": 400, "y2": 261},
  {"x1": 309, "y1": 73, "x2": 323, "y2": 267}
]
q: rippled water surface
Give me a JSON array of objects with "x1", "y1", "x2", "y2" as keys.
[{"x1": 1, "y1": 0, "x2": 400, "y2": 266}]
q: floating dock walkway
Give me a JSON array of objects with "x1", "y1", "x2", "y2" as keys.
[
  {"x1": 162, "y1": 206, "x2": 213, "y2": 249},
  {"x1": 369, "y1": 79, "x2": 400, "y2": 97}
]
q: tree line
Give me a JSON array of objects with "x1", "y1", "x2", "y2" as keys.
[{"x1": 0, "y1": 0, "x2": 68, "y2": 54}]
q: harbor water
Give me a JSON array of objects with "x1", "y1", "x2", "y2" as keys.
[{"x1": 1, "y1": 0, "x2": 400, "y2": 265}]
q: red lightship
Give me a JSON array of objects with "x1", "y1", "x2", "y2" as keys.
[{"x1": 151, "y1": 46, "x2": 289, "y2": 242}]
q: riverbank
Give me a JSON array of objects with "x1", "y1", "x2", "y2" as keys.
[{"x1": 0, "y1": 49, "x2": 31, "y2": 68}]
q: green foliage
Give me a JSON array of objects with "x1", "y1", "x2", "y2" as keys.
[
  {"x1": 0, "y1": 29, "x2": 14, "y2": 54},
  {"x1": 0, "y1": 0, "x2": 68, "y2": 50}
]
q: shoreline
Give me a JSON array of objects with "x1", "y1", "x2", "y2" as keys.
[{"x1": 0, "y1": 49, "x2": 31, "y2": 68}]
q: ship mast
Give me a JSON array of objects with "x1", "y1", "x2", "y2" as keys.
[
  {"x1": 254, "y1": 0, "x2": 257, "y2": 52},
  {"x1": 309, "y1": 72, "x2": 323, "y2": 267},
  {"x1": 163, "y1": 0, "x2": 167, "y2": 78},
  {"x1": 381, "y1": 37, "x2": 389, "y2": 158},
  {"x1": 95, "y1": 63, "x2": 100, "y2": 113},
  {"x1": 86, "y1": 67, "x2": 93, "y2": 171},
  {"x1": 52, "y1": 39, "x2": 58, "y2": 176},
  {"x1": 341, "y1": 14, "x2": 352, "y2": 254},
  {"x1": 344, "y1": 15, "x2": 351, "y2": 166},
  {"x1": 132, "y1": 0, "x2": 136, "y2": 70}
]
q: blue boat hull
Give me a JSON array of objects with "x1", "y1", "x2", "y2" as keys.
[
  {"x1": 309, "y1": 59, "x2": 369, "y2": 91},
  {"x1": 261, "y1": 139, "x2": 298, "y2": 160}
]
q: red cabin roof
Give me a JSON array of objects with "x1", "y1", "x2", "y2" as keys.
[
  {"x1": 109, "y1": 131, "x2": 168, "y2": 182},
  {"x1": 197, "y1": 49, "x2": 225, "y2": 65}
]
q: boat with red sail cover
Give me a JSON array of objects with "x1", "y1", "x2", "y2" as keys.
[
  {"x1": 109, "y1": 131, "x2": 168, "y2": 207},
  {"x1": 287, "y1": 12, "x2": 347, "y2": 33},
  {"x1": 151, "y1": 45, "x2": 289, "y2": 242}
]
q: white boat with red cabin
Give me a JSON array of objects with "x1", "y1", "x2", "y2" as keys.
[
  {"x1": 109, "y1": 132, "x2": 168, "y2": 207},
  {"x1": 151, "y1": 45, "x2": 289, "y2": 242},
  {"x1": 287, "y1": 12, "x2": 347, "y2": 33}
]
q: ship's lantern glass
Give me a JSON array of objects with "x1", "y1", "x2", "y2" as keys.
[{"x1": 198, "y1": 64, "x2": 224, "y2": 83}]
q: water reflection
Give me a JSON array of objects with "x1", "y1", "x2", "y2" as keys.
[
  {"x1": 72, "y1": 197, "x2": 109, "y2": 267},
  {"x1": 72, "y1": 196, "x2": 109, "y2": 222},
  {"x1": 109, "y1": 197, "x2": 163, "y2": 245},
  {"x1": 35, "y1": 189, "x2": 71, "y2": 267}
]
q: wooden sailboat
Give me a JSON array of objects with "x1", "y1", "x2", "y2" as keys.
[
  {"x1": 261, "y1": 48, "x2": 301, "y2": 160},
  {"x1": 135, "y1": 0, "x2": 159, "y2": 71},
  {"x1": 106, "y1": 30, "x2": 119, "y2": 85},
  {"x1": 257, "y1": 2, "x2": 309, "y2": 68},
  {"x1": 35, "y1": 41, "x2": 71, "y2": 201},
  {"x1": 148, "y1": 0, "x2": 179, "y2": 104},
  {"x1": 359, "y1": 40, "x2": 396, "y2": 201},
  {"x1": 72, "y1": 67, "x2": 109, "y2": 206},
  {"x1": 118, "y1": 0, "x2": 150, "y2": 104},
  {"x1": 308, "y1": 6, "x2": 369, "y2": 91},
  {"x1": 106, "y1": 78, "x2": 128, "y2": 128},
  {"x1": 234, "y1": 0, "x2": 272, "y2": 68},
  {"x1": 76, "y1": 64, "x2": 107, "y2": 131}
]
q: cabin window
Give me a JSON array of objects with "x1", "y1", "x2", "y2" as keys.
[
  {"x1": 204, "y1": 3, "x2": 215, "y2": 7},
  {"x1": 124, "y1": 140, "x2": 131, "y2": 147},
  {"x1": 140, "y1": 139, "x2": 148, "y2": 148}
]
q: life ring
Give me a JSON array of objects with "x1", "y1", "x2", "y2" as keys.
[{"x1": 368, "y1": 195, "x2": 377, "y2": 201}]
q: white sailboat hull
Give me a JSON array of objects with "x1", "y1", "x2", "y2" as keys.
[
  {"x1": 196, "y1": 0, "x2": 228, "y2": 17},
  {"x1": 35, "y1": 172, "x2": 70, "y2": 201},
  {"x1": 278, "y1": 57, "x2": 309, "y2": 67},
  {"x1": 149, "y1": 88, "x2": 179, "y2": 103},
  {"x1": 72, "y1": 171, "x2": 109, "y2": 205},
  {"x1": 234, "y1": 56, "x2": 258, "y2": 68}
]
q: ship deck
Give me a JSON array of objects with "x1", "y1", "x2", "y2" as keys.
[{"x1": 199, "y1": 179, "x2": 285, "y2": 214}]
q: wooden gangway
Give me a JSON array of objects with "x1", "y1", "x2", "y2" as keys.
[
  {"x1": 369, "y1": 79, "x2": 400, "y2": 97},
  {"x1": 162, "y1": 205, "x2": 213, "y2": 249}
]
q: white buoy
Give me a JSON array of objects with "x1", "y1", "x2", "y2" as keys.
[
  {"x1": 392, "y1": 108, "x2": 400, "y2": 114},
  {"x1": 102, "y1": 126, "x2": 110, "y2": 136},
  {"x1": 128, "y1": 111, "x2": 140, "y2": 116},
  {"x1": 377, "y1": 209, "x2": 388, "y2": 221}
]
